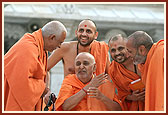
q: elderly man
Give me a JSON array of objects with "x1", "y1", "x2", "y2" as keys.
[
  {"x1": 55, "y1": 52, "x2": 122, "y2": 111},
  {"x1": 126, "y1": 31, "x2": 164, "y2": 111},
  {"x1": 108, "y1": 34, "x2": 145, "y2": 111},
  {"x1": 4, "y1": 21, "x2": 67, "y2": 111},
  {"x1": 45, "y1": 19, "x2": 111, "y2": 105}
]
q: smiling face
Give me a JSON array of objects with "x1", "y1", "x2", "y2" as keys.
[
  {"x1": 126, "y1": 39, "x2": 146, "y2": 65},
  {"x1": 75, "y1": 20, "x2": 98, "y2": 46},
  {"x1": 109, "y1": 36, "x2": 129, "y2": 64},
  {"x1": 75, "y1": 52, "x2": 96, "y2": 84}
]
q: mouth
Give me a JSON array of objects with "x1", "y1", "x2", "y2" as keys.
[
  {"x1": 80, "y1": 36, "x2": 88, "y2": 42},
  {"x1": 115, "y1": 54, "x2": 124, "y2": 60},
  {"x1": 78, "y1": 70, "x2": 86, "y2": 74}
]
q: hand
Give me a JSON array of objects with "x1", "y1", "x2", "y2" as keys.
[
  {"x1": 44, "y1": 90, "x2": 51, "y2": 105},
  {"x1": 41, "y1": 87, "x2": 50, "y2": 98},
  {"x1": 89, "y1": 73, "x2": 108, "y2": 88},
  {"x1": 127, "y1": 88, "x2": 145, "y2": 101},
  {"x1": 87, "y1": 87, "x2": 104, "y2": 100}
]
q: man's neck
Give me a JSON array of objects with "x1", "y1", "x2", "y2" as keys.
[
  {"x1": 78, "y1": 43, "x2": 91, "y2": 53},
  {"x1": 122, "y1": 58, "x2": 134, "y2": 72}
]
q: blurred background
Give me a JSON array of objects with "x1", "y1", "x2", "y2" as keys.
[{"x1": 3, "y1": 3, "x2": 165, "y2": 96}]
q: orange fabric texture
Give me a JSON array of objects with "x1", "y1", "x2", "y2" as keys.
[
  {"x1": 90, "y1": 40, "x2": 109, "y2": 75},
  {"x1": 4, "y1": 29, "x2": 47, "y2": 111},
  {"x1": 138, "y1": 40, "x2": 164, "y2": 111},
  {"x1": 55, "y1": 74, "x2": 115, "y2": 111},
  {"x1": 108, "y1": 61, "x2": 144, "y2": 111}
]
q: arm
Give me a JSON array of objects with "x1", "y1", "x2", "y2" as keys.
[
  {"x1": 62, "y1": 73, "x2": 108, "y2": 110},
  {"x1": 62, "y1": 88, "x2": 87, "y2": 110},
  {"x1": 47, "y1": 42, "x2": 69, "y2": 71}
]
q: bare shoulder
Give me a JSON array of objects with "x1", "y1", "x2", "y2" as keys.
[{"x1": 60, "y1": 41, "x2": 77, "y2": 51}]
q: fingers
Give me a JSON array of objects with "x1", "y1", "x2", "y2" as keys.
[
  {"x1": 95, "y1": 73, "x2": 108, "y2": 82},
  {"x1": 87, "y1": 87, "x2": 101, "y2": 98}
]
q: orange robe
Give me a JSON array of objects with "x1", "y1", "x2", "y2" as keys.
[
  {"x1": 108, "y1": 61, "x2": 145, "y2": 111},
  {"x1": 4, "y1": 29, "x2": 47, "y2": 111},
  {"x1": 55, "y1": 74, "x2": 119, "y2": 111},
  {"x1": 138, "y1": 40, "x2": 164, "y2": 111},
  {"x1": 90, "y1": 40, "x2": 109, "y2": 75}
]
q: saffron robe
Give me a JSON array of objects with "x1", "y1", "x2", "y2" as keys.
[
  {"x1": 138, "y1": 40, "x2": 164, "y2": 111},
  {"x1": 55, "y1": 74, "x2": 120, "y2": 111},
  {"x1": 108, "y1": 61, "x2": 144, "y2": 111},
  {"x1": 90, "y1": 40, "x2": 109, "y2": 75},
  {"x1": 4, "y1": 29, "x2": 47, "y2": 111}
]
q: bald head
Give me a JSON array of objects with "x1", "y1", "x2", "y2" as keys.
[
  {"x1": 42, "y1": 21, "x2": 67, "y2": 52},
  {"x1": 75, "y1": 52, "x2": 95, "y2": 64},
  {"x1": 127, "y1": 31, "x2": 153, "y2": 51},
  {"x1": 75, "y1": 52, "x2": 96, "y2": 84},
  {"x1": 108, "y1": 34, "x2": 126, "y2": 46},
  {"x1": 42, "y1": 21, "x2": 67, "y2": 39},
  {"x1": 78, "y1": 19, "x2": 97, "y2": 32}
]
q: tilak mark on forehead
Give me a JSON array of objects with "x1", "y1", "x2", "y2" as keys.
[{"x1": 84, "y1": 25, "x2": 87, "y2": 27}]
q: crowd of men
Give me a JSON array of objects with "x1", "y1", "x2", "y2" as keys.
[{"x1": 4, "y1": 19, "x2": 164, "y2": 111}]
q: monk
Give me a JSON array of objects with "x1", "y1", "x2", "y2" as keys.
[
  {"x1": 108, "y1": 34, "x2": 145, "y2": 111},
  {"x1": 126, "y1": 31, "x2": 164, "y2": 111},
  {"x1": 4, "y1": 21, "x2": 67, "y2": 111},
  {"x1": 56, "y1": 52, "x2": 122, "y2": 111},
  {"x1": 45, "y1": 19, "x2": 110, "y2": 103}
]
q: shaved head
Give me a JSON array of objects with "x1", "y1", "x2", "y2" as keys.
[
  {"x1": 75, "y1": 52, "x2": 96, "y2": 84},
  {"x1": 127, "y1": 31, "x2": 153, "y2": 51},
  {"x1": 78, "y1": 19, "x2": 97, "y2": 32},
  {"x1": 42, "y1": 21, "x2": 67, "y2": 52},
  {"x1": 42, "y1": 21, "x2": 67, "y2": 39},
  {"x1": 75, "y1": 52, "x2": 95, "y2": 64}
]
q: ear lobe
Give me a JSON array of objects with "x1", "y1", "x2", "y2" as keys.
[{"x1": 94, "y1": 32, "x2": 98, "y2": 39}]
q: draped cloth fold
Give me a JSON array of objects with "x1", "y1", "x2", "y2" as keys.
[
  {"x1": 55, "y1": 74, "x2": 117, "y2": 111},
  {"x1": 90, "y1": 40, "x2": 109, "y2": 75},
  {"x1": 108, "y1": 61, "x2": 144, "y2": 111},
  {"x1": 4, "y1": 29, "x2": 47, "y2": 111},
  {"x1": 138, "y1": 40, "x2": 164, "y2": 111}
]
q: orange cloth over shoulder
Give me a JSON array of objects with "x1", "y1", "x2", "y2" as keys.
[
  {"x1": 89, "y1": 40, "x2": 119, "y2": 110},
  {"x1": 55, "y1": 74, "x2": 115, "y2": 111},
  {"x1": 90, "y1": 40, "x2": 109, "y2": 75},
  {"x1": 4, "y1": 29, "x2": 47, "y2": 111},
  {"x1": 108, "y1": 61, "x2": 144, "y2": 111},
  {"x1": 138, "y1": 40, "x2": 164, "y2": 111}
]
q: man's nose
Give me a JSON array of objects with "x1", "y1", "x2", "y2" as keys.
[
  {"x1": 115, "y1": 50, "x2": 120, "y2": 55},
  {"x1": 81, "y1": 31, "x2": 87, "y2": 36},
  {"x1": 79, "y1": 63, "x2": 84, "y2": 68}
]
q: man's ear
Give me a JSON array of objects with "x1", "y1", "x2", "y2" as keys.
[
  {"x1": 93, "y1": 63, "x2": 96, "y2": 72},
  {"x1": 138, "y1": 45, "x2": 148, "y2": 56},
  {"x1": 94, "y1": 31, "x2": 98, "y2": 39},
  {"x1": 49, "y1": 34, "x2": 56, "y2": 40}
]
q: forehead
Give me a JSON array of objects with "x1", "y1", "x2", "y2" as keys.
[
  {"x1": 109, "y1": 38, "x2": 126, "y2": 48},
  {"x1": 78, "y1": 21, "x2": 96, "y2": 31},
  {"x1": 75, "y1": 54, "x2": 93, "y2": 62}
]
